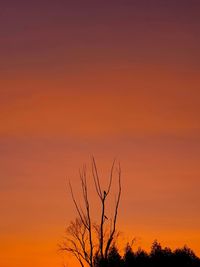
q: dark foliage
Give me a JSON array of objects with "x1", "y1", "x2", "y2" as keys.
[{"x1": 94, "y1": 241, "x2": 200, "y2": 267}]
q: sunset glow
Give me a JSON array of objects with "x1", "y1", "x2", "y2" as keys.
[{"x1": 1, "y1": 1, "x2": 200, "y2": 267}]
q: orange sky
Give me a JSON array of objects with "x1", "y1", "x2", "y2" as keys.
[{"x1": 1, "y1": 1, "x2": 200, "y2": 267}]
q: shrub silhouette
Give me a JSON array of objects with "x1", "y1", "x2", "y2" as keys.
[
  {"x1": 150, "y1": 240, "x2": 173, "y2": 267},
  {"x1": 107, "y1": 246, "x2": 122, "y2": 267},
  {"x1": 123, "y1": 244, "x2": 135, "y2": 267},
  {"x1": 94, "y1": 246, "x2": 122, "y2": 267},
  {"x1": 173, "y1": 246, "x2": 200, "y2": 267},
  {"x1": 94, "y1": 241, "x2": 200, "y2": 267}
]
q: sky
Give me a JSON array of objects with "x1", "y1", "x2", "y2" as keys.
[{"x1": 0, "y1": 1, "x2": 200, "y2": 266}]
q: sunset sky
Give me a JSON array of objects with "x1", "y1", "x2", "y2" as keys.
[{"x1": 1, "y1": 1, "x2": 200, "y2": 267}]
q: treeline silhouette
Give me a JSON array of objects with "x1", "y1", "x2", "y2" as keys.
[{"x1": 94, "y1": 240, "x2": 200, "y2": 267}]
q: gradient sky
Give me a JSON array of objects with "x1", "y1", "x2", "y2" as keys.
[{"x1": 1, "y1": 1, "x2": 200, "y2": 267}]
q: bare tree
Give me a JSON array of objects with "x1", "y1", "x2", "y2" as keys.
[{"x1": 60, "y1": 157, "x2": 122, "y2": 267}]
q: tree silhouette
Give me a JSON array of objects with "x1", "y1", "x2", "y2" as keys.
[
  {"x1": 60, "y1": 157, "x2": 121, "y2": 267},
  {"x1": 60, "y1": 158, "x2": 200, "y2": 267}
]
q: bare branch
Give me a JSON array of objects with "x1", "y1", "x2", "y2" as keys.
[
  {"x1": 106, "y1": 159, "x2": 116, "y2": 195},
  {"x1": 91, "y1": 156, "x2": 102, "y2": 199},
  {"x1": 69, "y1": 181, "x2": 88, "y2": 229},
  {"x1": 105, "y1": 162, "x2": 121, "y2": 258}
]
